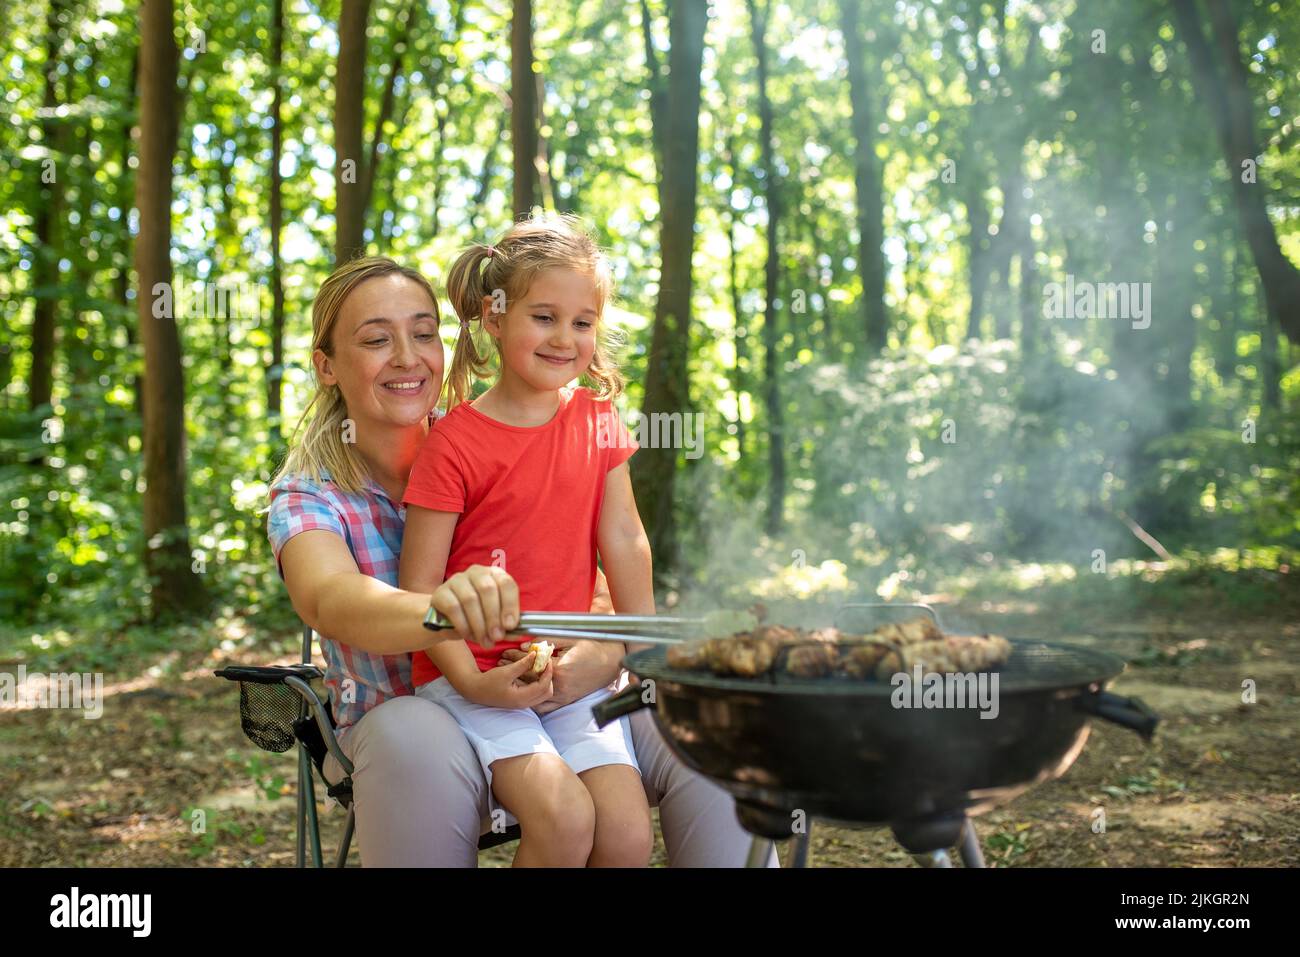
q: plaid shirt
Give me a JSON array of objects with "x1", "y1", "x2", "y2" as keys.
[{"x1": 267, "y1": 469, "x2": 415, "y2": 735}]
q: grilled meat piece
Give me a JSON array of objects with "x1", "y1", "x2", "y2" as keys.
[
  {"x1": 667, "y1": 635, "x2": 778, "y2": 676},
  {"x1": 665, "y1": 640, "x2": 709, "y2": 670},
  {"x1": 838, "y1": 642, "x2": 895, "y2": 678},
  {"x1": 873, "y1": 634, "x2": 1012, "y2": 680},
  {"x1": 836, "y1": 617, "x2": 941, "y2": 677},
  {"x1": 782, "y1": 642, "x2": 840, "y2": 678},
  {"x1": 711, "y1": 636, "x2": 778, "y2": 676},
  {"x1": 873, "y1": 617, "x2": 943, "y2": 646}
]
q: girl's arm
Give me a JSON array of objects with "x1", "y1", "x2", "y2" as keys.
[
  {"x1": 596, "y1": 463, "x2": 656, "y2": 621},
  {"x1": 399, "y1": 506, "x2": 553, "y2": 707},
  {"x1": 280, "y1": 529, "x2": 514, "y2": 654}
]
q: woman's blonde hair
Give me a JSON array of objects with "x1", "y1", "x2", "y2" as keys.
[
  {"x1": 273, "y1": 256, "x2": 439, "y2": 494},
  {"x1": 443, "y1": 212, "x2": 623, "y2": 410}
]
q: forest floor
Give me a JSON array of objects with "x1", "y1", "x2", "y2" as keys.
[{"x1": 1, "y1": 566, "x2": 1297, "y2": 868}]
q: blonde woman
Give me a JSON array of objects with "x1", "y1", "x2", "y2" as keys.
[{"x1": 268, "y1": 253, "x2": 773, "y2": 867}]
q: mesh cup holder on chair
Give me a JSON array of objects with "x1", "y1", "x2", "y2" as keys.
[
  {"x1": 215, "y1": 663, "x2": 324, "y2": 755},
  {"x1": 238, "y1": 680, "x2": 301, "y2": 753}
]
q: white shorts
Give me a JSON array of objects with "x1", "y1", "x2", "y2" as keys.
[{"x1": 415, "y1": 677, "x2": 639, "y2": 798}]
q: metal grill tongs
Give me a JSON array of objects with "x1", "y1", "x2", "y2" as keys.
[{"x1": 423, "y1": 609, "x2": 696, "y2": 646}]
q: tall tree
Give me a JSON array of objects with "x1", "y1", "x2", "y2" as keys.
[
  {"x1": 512, "y1": 0, "x2": 540, "y2": 218},
  {"x1": 632, "y1": 0, "x2": 709, "y2": 570},
  {"x1": 722, "y1": 130, "x2": 748, "y2": 465},
  {"x1": 1170, "y1": 0, "x2": 1300, "y2": 344},
  {"x1": 137, "y1": 0, "x2": 205, "y2": 616},
  {"x1": 29, "y1": 0, "x2": 67, "y2": 414},
  {"x1": 748, "y1": 0, "x2": 785, "y2": 534},
  {"x1": 838, "y1": 0, "x2": 888, "y2": 353},
  {"x1": 334, "y1": 0, "x2": 372, "y2": 264}
]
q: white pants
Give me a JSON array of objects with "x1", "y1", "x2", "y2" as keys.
[{"x1": 416, "y1": 677, "x2": 638, "y2": 796}]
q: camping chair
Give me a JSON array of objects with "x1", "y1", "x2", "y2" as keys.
[{"x1": 215, "y1": 622, "x2": 521, "y2": 867}]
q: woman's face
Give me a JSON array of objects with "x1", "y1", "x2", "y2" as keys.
[
  {"x1": 483, "y1": 267, "x2": 599, "y2": 393},
  {"x1": 314, "y1": 274, "x2": 444, "y2": 429}
]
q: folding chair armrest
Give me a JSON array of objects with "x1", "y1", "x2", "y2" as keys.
[
  {"x1": 215, "y1": 663, "x2": 324, "y2": 684},
  {"x1": 283, "y1": 674, "x2": 354, "y2": 778}
]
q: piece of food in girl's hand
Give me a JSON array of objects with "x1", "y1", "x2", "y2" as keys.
[{"x1": 523, "y1": 640, "x2": 555, "y2": 674}]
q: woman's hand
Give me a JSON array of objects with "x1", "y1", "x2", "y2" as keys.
[
  {"x1": 466, "y1": 653, "x2": 554, "y2": 709},
  {"x1": 498, "y1": 638, "x2": 623, "y2": 714},
  {"x1": 430, "y1": 564, "x2": 520, "y2": 651}
]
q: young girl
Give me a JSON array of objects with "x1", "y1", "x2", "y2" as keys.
[{"x1": 398, "y1": 214, "x2": 655, "y2": 867}]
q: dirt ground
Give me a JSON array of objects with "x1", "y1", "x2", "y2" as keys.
[{"x1": 2, "y1": 589, "x2": 1297, "y2": 868}]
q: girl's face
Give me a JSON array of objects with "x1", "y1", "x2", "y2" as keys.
[
  {"x1": 483, "y1": 267, "x2": 599, "y2": 394},
  {"x1": 314, "y1": 274, "x2": 443, "y2": 429}
]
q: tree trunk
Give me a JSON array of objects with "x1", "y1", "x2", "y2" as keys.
[
  {"x1": 424, "y1": 2, "x2": 467, "y2": 238},
  {"x1": 1170, "y1": 0, "x2": 1300, "y2": 344},
  {"x1": 1160, "y1": 191, "x2": 1197, "y2": 433},
  {"x1": 137, "y1": 0, "x2": 204, "y2": 617},
  {"x1": 213, "y1": 152, "x2": 237, "y2": 377},
  {"x1": 1018, "y1": 242, "x2": 1041, "y2": 356},
  {"x1": 268, "y1": 0, "x2": 285, "y2": 447},
  {"x1": 361, "y1": 0, "x2": 417, "y2": 230},
  {"x1": 1260, "y1": 304, "x2": 1281, "y2": 411},
  {"x1": 1209, "y1": 225, "x2": 1236, "y2": 384},
  {"x1": 632, "y1": 0, "x2": 708, "y2": 572},
  {"x1": 511, "y1": 0, "x2": 539, "y2": 218},
  {"x1": 116, "y1": 48, "x2": 142, "y2": 419},
  {"x1": 29, "y1": 0, "x2": 66, "y2": 414},
  {"x1": 964, "y1": 161, "x2": 991, "y2": 340},
  {"x1": 748, "y1": 0, "x2": 785, "y2": 534},
  {"x1": 724, "y1": 135, "x2": 747, "y2": 464},
  {"x1": 639, "y1": 0, "x2": 666, "y2": 193},
  {"x1": 838, "y1": 0, "x2": 887, "y2": 353},
  {"x1": 334, "y1": 0, "x2": 371, "y2": 265}
]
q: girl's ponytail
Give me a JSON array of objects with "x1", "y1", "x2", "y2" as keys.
[{"x1": 443, "y1": 244, "x2": 498, "y2": 409}]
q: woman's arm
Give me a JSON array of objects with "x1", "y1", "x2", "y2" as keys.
[
  {"x1": 281, "y1": 528, "x2": 517, "y2": 654},
  {"x1": 596, "y1": 463, "x2": 655, "y2": 616}
]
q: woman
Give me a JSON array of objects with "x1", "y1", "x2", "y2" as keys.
[{"x1": 268, "y1": 255, "x2": 773, "y2": 867}]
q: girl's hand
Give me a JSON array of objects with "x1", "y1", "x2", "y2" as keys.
[
  {"x1": 430, "y1": 564, "x2": 521, "y2": 651},
  {"x1": 499, "y1": 638, "x2": 623, "y2": 714},
  {"x1": 467, "y1": 653, "x2": 554, "y2": 709}
]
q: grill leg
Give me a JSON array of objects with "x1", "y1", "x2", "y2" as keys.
[
  {"x1": 959, "y1": 819, "x2": 985, "y2": 869},
  {"x1": 789, "y1": 824, "x2": 813, "y2": 868},
  {"x1": 336, "y1": 805, "x2": 356, "y2": 868},
  {"x1": 746, "y1": 836, "x2": 775, "y2": 868}
]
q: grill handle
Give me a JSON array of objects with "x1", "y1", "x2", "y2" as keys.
[
  {"x1": 592, "y1": 684, "x2": 654, "y2": 728},
  {"x1": 1078, "y1": 690, "x2": 1159, "y2": 740}
]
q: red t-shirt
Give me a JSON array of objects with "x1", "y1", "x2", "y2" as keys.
[{"x1": 404, "y1": 388, "x2": 637, "y2": 684}]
